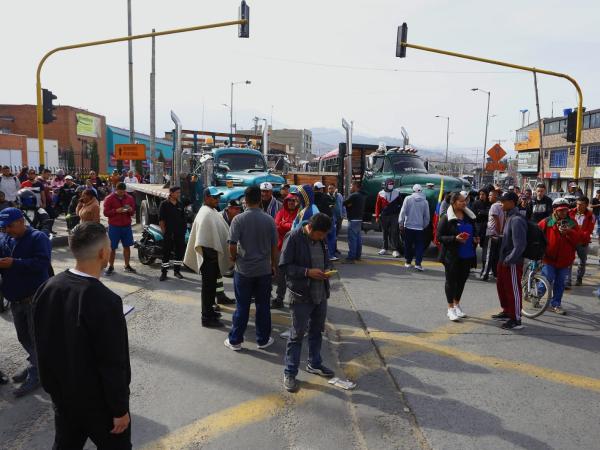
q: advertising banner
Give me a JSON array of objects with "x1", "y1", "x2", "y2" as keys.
[
  {"x1": 76, "y1": 113, "x2": 101, "y2": 138},
  {"x1": 517, "y1": 151, "x2": 539, "y2": 173}
]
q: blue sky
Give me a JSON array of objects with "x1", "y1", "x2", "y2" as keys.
[{"x1": 2, "y1": 0, "x2": 598, "y2": 157}]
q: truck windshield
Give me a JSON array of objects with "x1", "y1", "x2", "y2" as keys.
[
  {"x1": 216, "y1": 153, "x2": 266, "y2": 171},
  {"x1": 389, "y1": 155, "x2": 427, "y2": 174}
]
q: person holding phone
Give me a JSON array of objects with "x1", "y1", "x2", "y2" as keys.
[
  {"x1": 436, "y1": 192, "x2": 479, "y2": 322},
  {"x1": 103, "y1": 182, "x2": 136, "y2": 275},
  {"x1": 279, "y1": 213, "x2": 335, "y2": 392}
]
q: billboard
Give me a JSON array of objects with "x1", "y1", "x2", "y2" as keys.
[
  {"x1": 76, "y1": 113, "x2": 101, "y2": 138},
  {"x1": 517, "y1": 151, "x2": 539, "y2": 173}
]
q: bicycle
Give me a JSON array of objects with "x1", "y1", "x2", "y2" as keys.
[{"x1": 521, "y1": 259, "x2": 552, "y2": 319}]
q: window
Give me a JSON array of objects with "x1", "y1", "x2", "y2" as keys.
[
  {"x1": 590, "y1": 113, "x2": 600, "y2": 129},
  {"x1": 558, "y1": 119, "x2": 568, "y2": 133},
  {"x1": 383, "y1": 158, "x2": 393, "y2": 172},
  {"x1": 372, "y1": 156, "x2": 385, "y2": 172},
  {"x1": 584, "y1": 114, "x2": 591, "y2": 129},
  {"x1": 549, "y1": 148, "x2": 568, "y2": 168},
  {"x1": 544, "y1": 120, "x2": 560, "y2": 135},
  {"x1": 587, "y1": 146, "x2": 600, "y2": 167}
]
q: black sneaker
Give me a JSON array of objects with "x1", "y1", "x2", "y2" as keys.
[
  {"x1": 491, "y1": 311, "x2": 510, "y2": 321},
  {"x1": 12, "y1": 368, "x2": 28, "y2": 384},
  {"x1": 501, "y1": 319, "x2": 523, "y2": 330},
  {"x1": 0, "y1": 370, "x2": 8, "y2": 385},
  {"x1": 13, "y1": 377, "x2": 40, "y2": 398},
  {"x1": 217, "y1": 294, "x2": 235, "y2": 305},
  {"x1": 575, "y1": 278, "x2": 582, "y2": 286},
  {"x1": 173, "y1": 271, "x2": 184, "y2": 280},
  {"x1": 202, "y1": 318, "x2": 224, "y2": 328},
  {"x1": 124, "y1": 265, "x2": 137, "y2": 274},
  {"x1": 271, "y1": 298, "x2": 284, "y2": 309},
  {"x1": 159, "y1": 272, "x2": 168, "y2": 282},
  {"x1": 104, "y1": 266, "x2": 114, "y2": 276},
  {"x1": 306, "y1": 363, "x2": 335, "y2": 378},
  {"x1": 284, "y1": 374, "x2": 298, "y2": 392}
]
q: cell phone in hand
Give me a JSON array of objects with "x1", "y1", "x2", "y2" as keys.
[
  {"x1": 324, "y1": 269, "x2": 338, "y2": 277},
  {"x1": 457, "y1": 232, "x2": 469, "y2": 240}
]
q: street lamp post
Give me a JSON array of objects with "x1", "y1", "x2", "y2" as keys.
[
  {"x1": 472, "y1": 88, "x2": 491, "y2": 185},
  {"x1": 435, "y1": 115, "x2": 450, "y2": 163},
  {"x1": 230, "y1": 80, "x2": 251, "y2": 136}
]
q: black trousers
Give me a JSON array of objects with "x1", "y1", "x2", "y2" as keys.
[
  {"x1": 482, "y1": 236, "x2": 501, "y2": 278},
  {"x1": 380, "y1": 214, "x2": 400, "y2": 251},
  {"x1": 200, "y1": 247, "x2": 219, "y2": 319},
  {"x1": 443, "y1": 259, "x2": 472, "y2": 304},
  {"x1": 53, "y1": 405, "x2": 131, "y2": 450},
  {"x1": 10, "y1": 297, "x2": 37, "y2": 380},
  {"x1": 161, "y1": 231, "x2": 186, "y2": 271}
]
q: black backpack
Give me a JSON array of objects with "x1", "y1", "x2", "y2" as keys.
[{"x1": 523, "y1": 219, "x2": 547, "y2": 260}]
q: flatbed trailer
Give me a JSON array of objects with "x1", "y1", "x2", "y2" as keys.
[{"x1": 127, "y1": 183, "x2": 171, "y2": 227}]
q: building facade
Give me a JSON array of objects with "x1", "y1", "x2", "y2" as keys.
[
  {"x1": 270, "y1": 129, "x2": 314, "y2": 163},
  {"x1": 106, "y1": 125, "x2": 173, "y2": 173},
  {"x1": 0, "y1": 104, "x2": 107, "y2": 173},
  {"x1": 514, "y1": 108, "x2": 600, "y2": 196}
]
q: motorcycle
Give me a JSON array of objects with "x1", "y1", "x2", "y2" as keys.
[{"x1": 134, "y1": 224, "x2": 191, "y2": 265}]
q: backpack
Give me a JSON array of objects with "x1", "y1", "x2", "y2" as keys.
[{"x1": 523, "y1": 219, "x2": 547, "y2": 260}]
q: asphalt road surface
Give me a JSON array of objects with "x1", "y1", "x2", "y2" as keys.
[{"x1": 1, "y1": 223, "x2": 600, "y2": 449}]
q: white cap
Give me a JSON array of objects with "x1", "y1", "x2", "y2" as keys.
[
  {"x1": 65, "y1": 175, "x2": 74, "y2": 180},
  {"x1": 313, "y1": 181, "x2": 325, "y2": 189},
  {"x1": 460, "y1": 190, "x2": 469, "y2": 197},
  {"x1": 426, "y1": 183, "x2": 435, "y2": 188},
  {"x1": 413, "y1": 184, "x2": 422, "y2": 192},
  {"x1": 260, "y1": 182, "x2": 273, "y2": 191}
]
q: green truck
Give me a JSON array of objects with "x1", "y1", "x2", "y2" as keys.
[{"x1": 334, "y1": 142, "x2": 471, "y2": 247}]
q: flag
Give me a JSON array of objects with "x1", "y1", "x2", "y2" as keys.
[{"x1": 432, "y1": 178, "x2": 445, "y2": 248}]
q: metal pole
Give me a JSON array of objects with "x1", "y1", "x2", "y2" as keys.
[
  {"x1": 35, "y1": 18, "x2": 248, "y2": 168},
  {"x1": 127, "y1": 0, "x2": 135, "y2": 150},
  {"x1": 230, "y1": 82, "x2": 234, "y2": 138},
  {"x1": 533, "y1": 72, "x2": 544, "y2": 183},
  {"x1": 150, "y1": 28, "x2": 156, "y2": 182},
  {"x1": 482, "y1": 91, "x2": 490, "y2": 183},
  {"x1": 445, "y1": 116, "x2": 449, "y2": 163}
]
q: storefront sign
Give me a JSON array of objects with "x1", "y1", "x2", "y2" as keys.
[
  {"x1": 115, "y1": 144, "x2": 146, "y2": 160},
  {"x1": 517, "y1": 151, "x2": 539, "y2": 173}
]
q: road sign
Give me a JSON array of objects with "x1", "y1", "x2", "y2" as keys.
[
  {"x1": 485, "y1": 161, "x2": 506, "y2": 172},
  {"x1": 487, "y1": 144, "x2": 507, "y2": 162},
  {"x1": 115, "y1": 144, "x2": 146, "y2": 160}
]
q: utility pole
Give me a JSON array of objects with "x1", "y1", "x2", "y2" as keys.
[
  {"x1": 127, "y1": 0, "x2": 135, "y2": 147},
  {"x1": 149, "y1": 27, "x2": 156, "y2": 182}
]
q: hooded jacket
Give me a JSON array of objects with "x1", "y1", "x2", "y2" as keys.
[
  {"x1": 399, "y1": 191, "x2": 430, "y2": 230},
  {"x1": 539, "y1": 214, "x2": 583, "y2": 268},
  {"x1": 569, "y1": 207, "x2": 595, "y2": 244},
  {"x1": 375, "y1": 188, "x2": 402, "y2": 219},
  {"x1": 293, "y1": 185, "x2": 319, "y2": 229},
  {"x1": 436, "y1": 205, "x2": 477, "y2": 266},
  {"x1": 275, "y1": 194, "x2": 299, "y2": 250}
]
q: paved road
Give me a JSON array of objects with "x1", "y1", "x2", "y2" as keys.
[{"x1": 1, "y1": 224, "x2": 600, "y2": 449}]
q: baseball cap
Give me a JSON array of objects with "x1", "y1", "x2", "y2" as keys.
[
  {"x1": 412, "y1": 184, "x2": 422, "y2": 193},
  {"x1": 260, "y1": 182, "x2": 273, "y2": 191},
  {"x1": 552, "y1": 197, "x2": 570, "y2": 210},
  {"x1": 0, "y1": 207, "x2": 24, "y2": 228},
  {"x1": 65, "y1": 175, "x2": 74, "y2": 180},
  {"x1": 204, "y1": 186, "x2": 224, "y2": 198},
  {"x1": 499, "y1": 192, "x2": 519, "y2": 203},
  {"x1": 568, "y1": 182, "x2": 578, "y2": 188},
  {"x1": 227, "y1": 199, "x2": 242, "y2": 208},
  {"x1": 313, "y1": 181, "x2": 325, "y2": 189}
]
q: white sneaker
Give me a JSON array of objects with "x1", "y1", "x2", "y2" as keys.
[
  {"x1": 224, "y1": 338, "x2": 242, "y2": 351},
  {"x1": 257, "y1": 337, "x2": 275, "y2": 350},
  {"x1": 447, "y1": 308, "x2": 460, "y2": 321},
  {"x1": 415, "y1": 265, "x2": 424, "y2": 272},
  {"x1": 378, "y1": 249, "x2": 388, "y2": 255},
  {"x1": 454, "y1": 305, "x2": 466, "y2": 318},
  {"x1": 404, "y1": 263, "x2": 412, "y2": 268},
  {"x1": 392, "y1": 251, "x2": 400, "y2": 258}
]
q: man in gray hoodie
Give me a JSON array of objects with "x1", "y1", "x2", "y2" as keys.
[{"x1": 399, "y1": 184, "x2": 430, "y2": 271}]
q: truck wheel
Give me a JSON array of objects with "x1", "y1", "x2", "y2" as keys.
[{"x1": 140, "y1": 200, "x2": 150, "y2": 228}]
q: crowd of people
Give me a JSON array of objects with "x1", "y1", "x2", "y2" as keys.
[{"x1": 1, "y1": 168, "x2": 599, "y2": 447}]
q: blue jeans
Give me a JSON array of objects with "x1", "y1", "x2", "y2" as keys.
[
  {"x1": 284, "y1": 300, "x2": 328, "y2": 377},
  {"x1": 539, "y1": 264, "x2": 569, "y2": 307},
  {"x1": 404, "y1": 228, "x2": 424, "y2": 265},
  {"x1": 347, "y1": 220, "x2": 362, "y2": 260},
  {"x1": 228, "y1": 273, "x2": 272, "y2": 345},
  {"x1": 326, "y1": 216, "x2": 337, "y2": 258}
]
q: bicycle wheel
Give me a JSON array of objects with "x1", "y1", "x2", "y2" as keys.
[{"x1": 521, "y1": 273, "x2": 552, "y2": 319}]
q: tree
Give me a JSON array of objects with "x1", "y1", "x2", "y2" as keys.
[
  {"x1": 89, "y1": 141, "x2": 100, "y2": 173},
  {"x1": 157, "y1": 151, "x2": 166, "y2": 163},
  {"x1": 135, "y1": 159, "x2": 143, "y2": 174}
]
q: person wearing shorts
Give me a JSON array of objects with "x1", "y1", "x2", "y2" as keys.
[{"x1": 103, "y1": 182, "x2": 136, "y2": 275}]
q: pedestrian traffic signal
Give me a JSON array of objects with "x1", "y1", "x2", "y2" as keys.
[
  {"x1": 239, "y1": 1, "x2": 250, "y2": 38},
  {"x1": 42, "y1": 88, "x2": 57, "y2": 124},
  {"x1": 566, "y1": 109, "x2": 578, "y2": 143},
  {"x1": 396, "y1": 23, "x2": 408, "y2": 58}
]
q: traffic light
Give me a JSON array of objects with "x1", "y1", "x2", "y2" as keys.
[
  {"x1": 396, "y1": 23, "x2": 408, "y2": 58},
  {"x1": 42, "y1": 88, "x2": 57, "y2": 124},
  {"x1": 239, "y1": 1, "x2": 250, "y2": 38}
]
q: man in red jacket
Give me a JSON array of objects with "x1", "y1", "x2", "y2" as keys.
[
  {"x1": 567, "y1": 196, "x2": 595, "y2": 287},
  {"x1": 538, "y1": 198, "x2": 583, "y2": 315},
  {"x1": 272, "y1": 194, "x2": 299, "y2": 308},
  {"x1": 103, "y1": 182, "x2": 136, "y2": 275}
]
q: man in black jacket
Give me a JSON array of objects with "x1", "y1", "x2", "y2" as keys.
[
  {"x1": 527, "y1": 183, "x2": 553, "y2": 223},
  {"x1": 279, "y1": 213, "x2": 335, "y2": 392},
  {"x1": 33, "y1": 222, "x2": 131, "y2": 449}
]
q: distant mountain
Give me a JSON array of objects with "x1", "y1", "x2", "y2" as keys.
[{"x1": 310, "y1": 127, "x2": 444, "y2": 159}]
